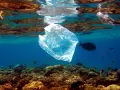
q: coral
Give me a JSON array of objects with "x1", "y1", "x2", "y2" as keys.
[
  {"x1": 2, "y1": 83, "x2": 13, "y2": 90},
  {"x1": 0, "y1": 65, "x2": 120, "y2": 90},
  {"x1": 0, "y1": 1, "x2": 40, "y2": 11},
  {"x1": 44, "y1": 65, "x2": 64, "y2": 76},
  {"x1": 13, "y1": 64, "x2": 27, "y2": 74},
  {"x1": 117, "y1": 69, "x2": 120, "y2": 80},
  {"x1": 0, "y1": 83, "x2": 13, "y2": 90},
  {"x1": 15, "y1": 77, "x2": 30, "y2": 90},
  {"x1": 70, "y1": 81, "x2": 84, "y2": 90},
  {"x1": 22, "y1": 81, "x2": 48, "y2": 90},
  {"x1": 106, "y1": 84, "x2": 120, "y2": 90}
]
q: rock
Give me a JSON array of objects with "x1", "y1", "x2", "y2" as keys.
[
  {"x1": 0, "y1": 83, "x2": 13, "y2": 90},
  {"x1": 22, "y1": 81, "x2": 48, "y2": 90},
  {"x1": 83, "y1": 84, "x2": 97, "y2": 90},
  {"x1": 0, "y1": 1, "x2": 40, "y2": 11},
  {"x1": 117, "y1": 69, "x2": 120, "y2": 80},
  {"x1": 2, "y1": 83, "x2": 13, "y2": 90},
  {"x1": 106, "y1": 84, "x2": 120, "y2": 90}
]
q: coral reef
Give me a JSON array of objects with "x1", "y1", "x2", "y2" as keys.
[
  {"x1": 0, "y1": 64, "x2": 120, "y2": 90},
  {"x1": 22, "y1": 81, "x2": 48, "y2": 90},
  {"x1": 0, "y1": 0, "x2": 40, "y2": 12}
]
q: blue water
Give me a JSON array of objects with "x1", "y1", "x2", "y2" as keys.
[
  {"x1": 0, "y1": 25, "x2": 120, "y2": 71},
  {"x1": 0, "y1": 0, "x2": 120, "y2": 71}
]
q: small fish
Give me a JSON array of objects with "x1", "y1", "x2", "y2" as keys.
[
  {"x1": 33, "y1": 60, "x2": 37, "y2": 64},
  {"x1": 112, "y1": 61, "x2": 115, "y2": 64},
  {"x1": 8, "y1": 65, "x2": 13, "y2": 69},
  {"x1": 79, "y1": 42, "x2": 96, "y2": 51},
  {"x1": 109, "y1": 48, "x2": 114, "y2": 50},
  {"x1": 80, "y1": 31, "x2": 93, "y2": 35},
  {"x1": 76, "y1": 62, "x2": 83, "y2": 66}
]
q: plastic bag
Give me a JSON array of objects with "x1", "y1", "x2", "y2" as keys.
[{"x1": 38, "y1": 24, "x2": 78, "y2": 62}]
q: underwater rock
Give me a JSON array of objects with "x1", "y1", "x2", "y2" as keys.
[
  {"x1": 2, "y1": 83, "x2": 13, "y2": 90},
  {"x1": 32, "y1": 67, "x2": 44, "y2": 73},
  {"x1": 44, "y1": 65, "x2": 64, "y2": 76},
  {"x1": 106, "y1": 70, "x2": 118, "y2": 81},
  {"x1": 82, "y1": 84, "x2": 98, "y2": 90},
  {"x1": 80, "y1": 84, "x2": 120, "y2": 90},
  {"x1": 22, "y1": 81, "x2": 48, "y2": 90},
  {"x1": 39, "y1": 24, "x2": 78, "y2": 62},
  {"x1": 0, "y1": 83, "x2": 13, "y2": 90},
  {"x1": 106, "y1": 84, "x2": 120, "y2": 90},
  {"x1": 70, "y1": 81, "x2": 84, "y2": 90},
  {"x1": 0, "y1": 65, "x2": 120, "y2": 90},
  {"x1": 79, "y1": 42, "x2": 96, "y2": 51},
  {"x1": 15, "y1": 77, "x2": 30, "y2": 90},
  {"x1": 0, "y1": 1, "x2": 40, "y2": 12},
  {"x1": 117, "y1": 69, "x2": 120, "y2": 80},
  {"x1": 13, "y1": 64, "x2": 27, "y2": 74}
]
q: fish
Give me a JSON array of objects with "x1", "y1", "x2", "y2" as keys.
[
  {"x1": 33, "y1": 60, "x2": 37, "y2": 64},
  {"x1": 8, "y1": 64, "x2": 13, "y2": 69},
  {"x1": 79, "y1": 42, "x2": 96, "y2": 51},
  {"x1": 79, "y1": 31, "x2": 93, "y2": 35},
  {"x1": 109, "y1": 48, "x2": 114, "y2": 50}
]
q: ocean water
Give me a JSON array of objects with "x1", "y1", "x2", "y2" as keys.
[
  {"x1": 0, "y1": 26, "x2": 120, "y2": 70},
  {"x1": 0, "y1": 0, "x2": 120, "y2": 71}
]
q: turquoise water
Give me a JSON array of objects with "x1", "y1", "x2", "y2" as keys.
[
  {"x1": 0, "y1": 26, "x2": 120, "y2": 70},
  {"x1": 0, "y1": 0, "x2": 120, "y2": 71}
]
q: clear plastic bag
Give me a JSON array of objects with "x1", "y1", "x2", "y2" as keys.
[{"x1": 38, "y1": 24, "x2": 78, "y2": 62}]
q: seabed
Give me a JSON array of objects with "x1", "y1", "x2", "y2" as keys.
[{"x1": 0, "y1": 64, "x2": 120, "y2": 90}]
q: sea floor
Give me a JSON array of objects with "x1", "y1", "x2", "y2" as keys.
[{"x1": 0, "y1": 64, "x2": 120, "y2": 90}]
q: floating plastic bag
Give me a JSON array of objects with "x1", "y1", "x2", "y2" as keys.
[{"x1": 38, "y1": 24, "x2": 78, "y2": 62}]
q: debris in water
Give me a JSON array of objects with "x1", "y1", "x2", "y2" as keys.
[{"x1": 38, "y1": 24, "x2": 78, "y2": 62}]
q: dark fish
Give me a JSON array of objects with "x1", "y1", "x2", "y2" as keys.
[
  {"x1": 112, "y1": 61, "x2": 115, "y2": 64},
  {"x1": 80, "y1": 31, "x2": 93, "y2": 35},
  {"x1": 110, "y1": 48, "x2": 114, "y2": 50},
  {"x1": 33, "y1": 60, "x2": 37, "y2": 64},
  {"x1": 8, "y1": 65, "x2": 13, "y2": 69},
  {"x1": 79, "y1": 42, "x2": 96, "y2": 51},
  {"x1": 76, "y1": 62, "x2": 83, "y2": 66}
]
